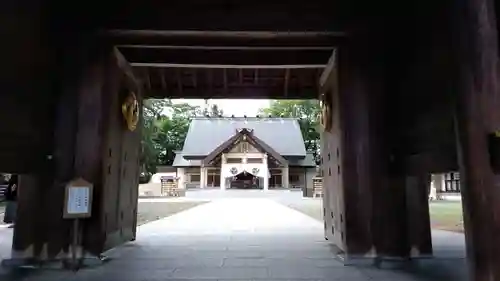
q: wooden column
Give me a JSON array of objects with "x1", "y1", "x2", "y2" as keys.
[
  {"x1": 335, "y1": 44, "x2": 377, "y2": 258},
  {"x1": 73, "y1": 44, "x2": 141, "y2": 256},
  {"x1": 451, "y1": 0, "x2": 500, "y2": 279},
  {"x1": 10, "y1": 175, "x2": 46, "y2": 260},
  {"x1": 6, "y1": 40, "x2": 142, "y2": 265},
  {"x1": 406, "y1": 174, "x2": 433, "y2": 257},
  {"x1": 40, "y1": 42, "x2": 86, "y2": 260},
  {"x1": 333, "y1": 35, "x2": 413, "y2": 262}
]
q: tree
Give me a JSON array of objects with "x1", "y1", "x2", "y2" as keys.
[
  {"x1": 209, "y1": 104, "x2": 224, "y2": 117},
  {"x1": 259, "y1": 100, "x2": 321, "y2": 164},
  {"x1": 154, "y1": 102, "x2": 200, "y2": 165},
  {"x1": 201, "y1": 101, "x2": 224, "y2": 117},
  {"x1": 140, "y1": 99, "x2": 168, "y2": 174},
  {"x1": 140, "y1": 100, "x2": 204, "y2": 173}
]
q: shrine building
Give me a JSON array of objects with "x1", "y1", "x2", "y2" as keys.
[{"x1": 172, "y1": 117, "x2": 317, "y2": 190}]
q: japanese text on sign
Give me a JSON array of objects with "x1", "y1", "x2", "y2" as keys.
[{"x1": 67, "y1": 186, "x2": 90, "y2": 215}]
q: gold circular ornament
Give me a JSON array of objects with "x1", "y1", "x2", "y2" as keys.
[
  {"x1": 319, "y1": 94, "x2": 332, "y2": 132},
  {"x1": 122, "y1": 91, "x2": 139, "y2": 131}
]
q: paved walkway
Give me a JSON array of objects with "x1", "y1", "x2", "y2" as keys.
[{"x1": 2, "y1": 197, "x2": 467, "y2": 281}]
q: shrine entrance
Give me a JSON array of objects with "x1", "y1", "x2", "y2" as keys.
[{"x1": 230, "y1": 171, "x2": 260, "y2": 189}]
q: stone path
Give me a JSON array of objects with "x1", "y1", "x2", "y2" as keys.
[{"x1": 2, "y1": 196, "x2": 468, "y2": 281}]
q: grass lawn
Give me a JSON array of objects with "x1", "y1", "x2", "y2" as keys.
[
  {"x1": 0, "y1": 201, "x2": 208, "y2": 226},
  {"x1": 429, "y1": 201, "x2": 464, "y2": 233},
  {"x1": 283, "y1": 199, "x2": 464, "y2": 233},
  {"x1": 136, "y1": 201, "x2": 209, "y2": 226},
  {"x1": 284, "y1": 200, "x2": 323, "y2": 222}
]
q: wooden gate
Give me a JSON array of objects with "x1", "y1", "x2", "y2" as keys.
[
  {"x1": 319, "y1": 50, "x2": 346, "y2": 250},
  {"x1": 75, "y1": 47, "x2": 143, "y2": 254},
  {"x1": 98, "y1": 49, "x2": 142, "y2": 251}
]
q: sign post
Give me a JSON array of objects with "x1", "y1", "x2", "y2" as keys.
[{"x1": 63, "y1": 178, "x2": 94, "y2": 270}]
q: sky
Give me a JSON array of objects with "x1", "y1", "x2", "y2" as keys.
[{"x1": 171, "y1": 99, "x2": 270, "y2": 116}]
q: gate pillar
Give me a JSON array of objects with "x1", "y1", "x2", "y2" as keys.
[
  {"x1": 405, "y1": 174, "x2": 433, "y2": 258},
  {"x1": 321, "y1": 34, "x2": 433, "y2": 265},
  {"x1": 451, "y1": 0, "x2": 500, "y2": 279},
  {"x1": 4, "y1": 41, "x2": 142, "y2": 267},
  {"x1": 335, "y1": 41, "x2": 410, "y2": 262}
]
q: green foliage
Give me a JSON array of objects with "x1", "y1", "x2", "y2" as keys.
[
  {"x1": 259, "y1": 100, "x2": 321, "y2": 164},
  {"x1": 140, "y1": 100, "x2": 224, "y2": 174}
]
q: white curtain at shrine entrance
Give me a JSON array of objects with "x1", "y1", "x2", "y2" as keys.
[{"x1": 220, "y1": 162, "x2": 270, "y2": 190}]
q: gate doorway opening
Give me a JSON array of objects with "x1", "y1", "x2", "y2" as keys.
[
  {"x1": 230, "y1": 171, "x2": 260, "y2": 189},
  {"x1": 0, "y1": 173, "x2": 16, "y2": 264},
  {"x1": 428, "y1": 172, "x2": 466, "y2": 272},
  {"x1": 0, "y1": 28, "x2": 470, "y2": 281}
]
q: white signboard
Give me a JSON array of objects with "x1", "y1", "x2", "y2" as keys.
[
  {"x1": 67, "y1": 186, "x2": 90, "y2": 215},
  {"x1": 63, "y1": 178, "x2": 93, "y2": 219}
]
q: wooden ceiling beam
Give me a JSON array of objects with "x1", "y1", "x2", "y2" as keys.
[
  {"x1": 145, "y1": 86, "x2": 318, "y2": 99},
  {"x1": 223, "y1": 69, "x2": 228, "y2": 92},
  {"x1": 120, "y1": 47, "x2": 332, "y2": 66},
  {"x1": 191, "y1": 69, "x2": 197, "y2": 87},
  {"x1": 103, "y1": 30, "x2": 345, "y2": 48},
  {"x1": 131, "y1": 63, "x2": 326, "y2": 69},
  {"x1": 144, "y1": 68, "x2": 151, "y2": 89},
  {"x1": 207, "y1": 69, "x2": 213, "y2": 92},
  {"x1": 160, "y1": 68, "x2": 167, "y2": 89},
  {"x1": 117, "y1": 45, "x2": 335, "y2": 51},
  {"x1": 284, "y1": 69, "x2": 290, "y2": 98},
  {"x1": 175, "y1": 69, "x2": 183, "y2": 94},
  {"x1": 98, "y1": 1, "x2": 347, "y2": 34}
]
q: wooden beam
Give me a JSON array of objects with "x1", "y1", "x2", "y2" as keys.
[
  {"x1": 105, "y1": 30, "x2": 346, "y2": 38},
  {"x1": 131, "y1": 63, "x2": 326, "y2": 69},
  {"x1": 403, "y1": 150, "x2": 458, "y2": 175},
  {"x1": 207, "y1": 69, "x2": 213, "y2": 93},
  {"x1": 113, "y1": 47, "x2": 139, "y2": 90},
  {"x1": 319, "y1": 49, "x2": 337, "y2": 87},
  {"x1": 284, "y1": 69, "x2": 290, "y2": 97},
  {"x1": 117, "y1": 45, "x2": 335, "y2": 51},
  {"x1": 145, "y1": 85, "x2": 318, "y2": 99},
  {"x1": 159, "y1": 68, "x2": 167, "y2": 89},
  {"x1": 105, "y1": 32, "x2": 344, "y2": 48},
  {"x1": 191, "y1": 69, "x2": 197, "y2": 87},
  {"x1": 223, "y1": 69, "x2": 228, "y2": 92},
  {"x1": 144, "y1": 67, "x2": 151, "y2": 89},
  {"x1": 119, "y1": 47, "x2": 332, "y2": 65},
  {"x1": 175, "y1": 69, "x2": 183, "y2": 94}
]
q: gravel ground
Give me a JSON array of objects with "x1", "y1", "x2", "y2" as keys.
[{"x1": 136, "y1": 200, "x2": 209, "y2": 226}]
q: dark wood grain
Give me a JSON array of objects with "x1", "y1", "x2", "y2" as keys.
[{"x1": 451, "y1": 0, "x2": 500, "y2": 279}]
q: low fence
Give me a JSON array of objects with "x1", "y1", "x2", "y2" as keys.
[
  {"x1": 0, "y1": 184, "x2": 7, "y2": 202},
  {"x1": 303, "y1": 177, "x2": 323, "y2": 198},
  {"x1": 160, "y1": 177, "x2": 185, "y2": 197},
  {"x1": 312, "y1": 177, "x2": 323, "y2": 198}
]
